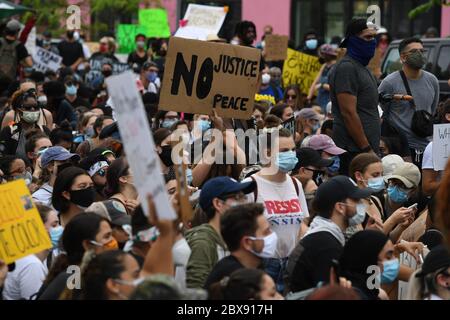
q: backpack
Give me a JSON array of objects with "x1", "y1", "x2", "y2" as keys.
[{"x1": 0, "y1": 38, "x2": 19, "y2": 80}]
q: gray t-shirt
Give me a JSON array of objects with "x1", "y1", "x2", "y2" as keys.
[
  {"x1": 329, "y1": 55, "x2": 380, "y2": 153},
  {"x1": 378, "y1": 70, "x2": 439, "y2": 150}
]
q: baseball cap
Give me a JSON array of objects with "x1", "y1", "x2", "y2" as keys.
[
  {"x1": 297, "y1": 108, "x2": 320, "y2": 121},
  {"x1": 381, "y1": 154, "x2": 404, "y2": 177},
  {"x1": 41, "y1": 146, "x2": 80, "y2": 168},
  {"x1": 340, "y1": 18, "x2": 375, "y2": 48},
  {"x1": 384, "y1": 162, "x2": 421, "y2": 189},
  {"x1": 199, "y1": 177, "x2": 256, "y2": 211},
  {"x1": 86, "y1": 200, "x2": 130, "y2": 227},
  {"x1": 307, "y1": 134, "x2": 346, "y2": 155},
  {"x1": 416, "y1": 245, "x2": 450, "y2": 278},
  {"x1": 294, "y1": 148, "x2": 334, "y2": 171},
  {"x1": 314, "y1": 175, "x2": 373, "y2": 213},
  {"x1": 6, "y1": 20, "x2": 21, "y2": 33}
]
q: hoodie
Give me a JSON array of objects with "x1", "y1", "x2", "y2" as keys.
[{"x1": 185, "y1": 224, "x2": 228, "y2": 289}]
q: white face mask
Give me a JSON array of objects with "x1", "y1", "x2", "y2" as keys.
[
  {"x1": 348, "y1": 202, "x2": 367, "y2": 226},
  {"x1": 248, "y1": 232, "x2": 278, "y2": 258},
  {"x1": 261, "y1": 73, "x2": 271, "y2": 85}
]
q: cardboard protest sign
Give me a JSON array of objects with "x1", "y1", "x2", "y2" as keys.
[
  {"x1": 283, "y1": 48, "x2": 323, "y2": 93},
  {"x1": 283, "y1": 116, "x2": 296, "y2": 136},
  {"x1": 117, "y1": 24, "x2": 148, "y2": 54},
  {"x1": 0, "y1": 180, "x2": 52, "y2": 264},
  {"x1": 106, "y1": 71, "x2": 177, "y2": 220},
  {"x1": 174, "y1": 4, "x2": 227, "y2": 41},
  {"x1": 32, "y1": 47, "x2": 62, "y2": 73},
  {"x1": 159, "y1": 37, "x2": 260, "y2": 120},
  {"x1": 432, "y1": 124, "x2": 450, "y2": 171},
  {"x1": 264, "y1": 35, "x2": 288, "y2": 61},
  {"x1": 139, "y1": 8, "x2": 171, "y2": 38}
]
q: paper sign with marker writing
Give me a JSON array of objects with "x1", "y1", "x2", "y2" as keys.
[
  {"x1": 283, "y1": 48, "x2": 323, "y2": 93},
  {"x1": 139, "y1": 8, "x2": 171, "y2": 38},
  {"x1": 264, "y1": 35, "x2": 288, "y2": 61},
  {"x1": 432, "y1": 124, "x2": 450, "y2": 171},
  {"x1": 159, "y1": 37, "x2": 260, "y2": 120},
  {"x1": 32, "y1": 47, "x2": 62, "y2": 73},
  {"x1": 174, "y1": 4, "x2": 227, "y2": 40},
  {"x1": 117, "y1": 24, "x2": 148, "y2": 54},
  {"x1": 106, "y1": 72, "x2": 176, "y2": 220},
  {"x1": 0, "y1": 180, "x2": 52, "y2": 264}
]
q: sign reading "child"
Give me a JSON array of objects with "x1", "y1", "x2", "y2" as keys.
[{"x1": 159, "y1": 37, "x2": 261, "y2": 119}]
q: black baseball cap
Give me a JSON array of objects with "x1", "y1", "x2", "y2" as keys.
[
  {"x1": 340, "y1": 18, "x2": 373, "y2": 48},
  {"x1": 314, "y1": 175, "x2": 373, "y2": 212},
  {"x1": 294, "y1": 148, "x2": 334, "y2": 172},
  {"x1": 416, "y1": 245, "x2": 450, "y2": 278}
]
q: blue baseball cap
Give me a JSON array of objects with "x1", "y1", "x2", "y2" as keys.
[
  {"x1": 199, "y1": 177, "x2": 256, "y2": 211},
  {"x1": 41, "y1": 146, "x2": 80, "y2": 168}
]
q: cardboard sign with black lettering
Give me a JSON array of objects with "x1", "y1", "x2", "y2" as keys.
[
  {"x1": 264, "y1": 35, "x2": 288, "y2": 61},
  {"x1": 159, "y1": 37, "x2": 261, "y2": 119},
  {"x1": 283, "y1": 116, "x2": 296, "y2": 136},
  {"x1": 0, "y1": 180, "x2": 52, "y2": 264}
]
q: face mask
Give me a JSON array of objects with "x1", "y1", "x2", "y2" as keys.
[
  {"x1": 186, "y1": 168, "x2": 193, "y2": 185},
  {"x1": 328, "y1": 156, "x2": 340, "y2": 174},
  {"x1": 381, "y1": 258, "x2": 400, "y2": 284},
  {"x1": 346, "y1": 36, "x2": 377, "y2": 66},
  {"x1": 69, "y1": 187, "x2": 96, "y2": 208},
  {"x1": 136, "y1": 41, "x2": 145, "y2": 49},
  {"x1": 162, "y1": 118, "x2": 177, "y2": 129},
  {"x1": 367, "y1": 177, "x2": 385, "y2": 192},
  {"x1": 312, "y1": 122, "x2": 320, "y2": 133},
  {"x1": 261, "y1": 73, "x2": 271, "y2": 85},
  {"x1": 85, "y1": 126, "x2": 95, "y2": 138},
  {"x1": 114, "y1": 277, "x2": 145, "y2": 288},
  {"x1": 13, "y1": 171, "x2": 33, "y2": 186},
  {"x1": 66, "y1": 85, "x2": 77, "y2": 96},
  {"x1": 387, "y1": 185, "x2": 408, "y2": 204},
  {"x1": 159, "y1": 145, "x2": 174, "y2": 167},
  {"x1": 147, "y1": 72, "x2": 157, "y2": 83},
  {"x1": 37, "y1": 95, "x2": 47, "y2": 106},
  {"x1": 306, "y1": 39, "x2": 318, "y2": 50},
  {"x1": 405, "y1": 50, "x2": 426, "y2": 70},
  {"x1": 42, "y1": 40, "x2": 50, "y2": 47},
  {"x1": 312, "y1": 170, "x2": 325, "y2": 186},
  {"x1": 50, "y1": 226, "x2": 64, "y2": 248},
  {"x1": 22, "y1": 111, "x2": 40, "y2": 124},
  {"x1": 199, "y1": 119, "x2": 211, "y2": 132},
  {"x1": 99, "y1": 44, "x2": 108, "y2": 53},
  {"x1": 91, "y1": 238, "x2": 119, "y2": 250},
  {"x1": 102, "y1": 70, "x2": 112, "y2": 78},
  {"x1": 276, "y1": 151, "x2": 298, "y2": 173},
  {"x1": 248, "y1": 232, "x2": 278, "y2": 259},
  {"x1": 348, "y1": 202, "x2": 367, "y2": 226}
]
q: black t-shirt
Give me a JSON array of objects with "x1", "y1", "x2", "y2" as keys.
[
  {"x1": 204, "y1": 255, "x2": 244, "y2": 290},
  {"x1": 67, "y1": 96, "x2": 90, "y2": 109},
  {"x1": 127, "y1": 51, "x2": 148, "y2": 68},
  {"x1": 37, "y1": 271, "x2": 70, "y2": 300},
  {"x1": 57, "y1": 40, "x2": 84, "y2": 66}
]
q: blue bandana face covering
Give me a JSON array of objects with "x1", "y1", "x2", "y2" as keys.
[{"x1": 346, "y1": 36, "x2": 377, "y2": 66}]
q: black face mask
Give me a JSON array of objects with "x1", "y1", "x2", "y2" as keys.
[
  {"x1": 102, "y1": 70, "x2": 112, "y2": 78},
  {"x1": 69, "y1": 187, "x2": 96, "y2": 208},
  {"x1": 159, "y1": 145, "x2": 173, "y2": 167},
  {"x1": 312, "y1": 170, "x2": 325, "y2": 186}
]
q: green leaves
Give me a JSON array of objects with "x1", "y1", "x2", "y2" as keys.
[{"x1": 408, "y1": 0, "x2": 447, "y2": 20}]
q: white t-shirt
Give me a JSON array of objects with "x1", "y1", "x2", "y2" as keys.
[
  {"x1": 422, "y1": 142, "x2": 443, "y2": 178},
  {"x1": 244, "y1": 174, "x2": 309, "y2": 258},
  {"x1": 2, "y1": 254, "x2": 48, "y2": 300},
  {"x1": 172, "y1": 237, "x2": 192, "y2": 290},
  {"x1": 32, "y1": 183, "x2": 53, "y2": 207}
]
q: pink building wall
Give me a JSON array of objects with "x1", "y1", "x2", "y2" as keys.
[
  {"x1": 442, "y1": 5, "x2": 450, "y2": 38},
  {"x1": 242, "y1": 0, "x2": 291, "y2": 40}
]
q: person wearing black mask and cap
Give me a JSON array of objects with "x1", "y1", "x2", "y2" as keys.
[
  {"x1": 328, "y1": 18, "x2": 380, "y2": 176},
  {"x1": 57, "y1": 30, "x2": 84, "y2": 71},
  {"x1": 0, "y1": 19, "x2": 33, "y2": 81}
]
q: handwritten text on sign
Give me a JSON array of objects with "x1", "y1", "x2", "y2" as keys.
[
  {"x1": 106, "y1": 72, "x2": 176, "y2": 220},
  {"x1": 264, "y1": 35, "x2": 289, "y2": 61},
  {"x1": 32, "y1": 47, "x2": 62, "y2": 73},
  {"x1": 159, "y1": 37, "x2": 261, "y2": 119},
  {"x1": 282, "y1": 48, "x2": 322, "y2": 93},
  {"x1": 432, "y1": 124, "x2": 450, "y2": 171},
  {"x1": 0, "y1": 180, "x2": 52, "y2": 264}
]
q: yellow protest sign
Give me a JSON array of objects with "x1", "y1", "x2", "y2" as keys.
[
  {"x1": 0, "y1": 180, "x2": 52, "y2": 264},
  {"x1": 282, "y1": 48, "x2": 323, "y2": 93}
]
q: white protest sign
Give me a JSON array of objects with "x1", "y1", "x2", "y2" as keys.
[
  {"x1": 106, "y1": 71, "x2": 177, "y2": 220},
  {"x1": 24, "y1": 27, "x2": 36, "y2": 55},
  {"x1": 432, "y1": 124, "x2": 450, "y2": 171},
  {"x1": 32, "y1": 47, "x2": 62, "y2": 73},
  {"x1": 174, "y1": 4, "x2": 227, "y2": 41}
]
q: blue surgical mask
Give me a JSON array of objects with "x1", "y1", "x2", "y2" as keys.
[
  {"x1": 50, "y1": 226, "x2": 64, "y2": 248},
  {"x1": 147, "y1": 72, "x2": 157, "y2": 83},
  {"x1": 199, "y1": 119, "x2": 211, "y2": 132},
  {"x1": 368, "y1": 177, "x2": 385, "y2": 192},
  {"x1": 186, "y1": 168, "x2": 193, "y2": 185},
  {"x1": 346, "y1": 35, "x2": 377, "y2": 66},
  {"x1": 66, "y1": 85, "x2": 77, "y2": 96},
  {"x1": 305, "y1": 39, "x2": 318, "y2": 50},
  {"x1": 381, "y1": 258, "x2": 400, "y2": 284},
  {"x1": 348, "y1": 202, "x2": 366, "y2": 226},
  {"x1": 162, "y1": 119, "x2": 177, "y2": 129},
  {"x1": 327, "y1": 156, "x2": 340, "y2": 174},
  {"x1": 85, "y1": 127, "x2": 95, "y2": 138},
  {"x1": 276, "y1": 151, "x2": 298, "y2": 173},
  {"x1": 387, "y1": 185, "x2": 408, "y2": 204}
]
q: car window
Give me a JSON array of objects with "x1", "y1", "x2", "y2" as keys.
[
  {"x1": 382, "y1": 45, "x2": 434, "y2": 75},
  {"x1": 436, "y1": 46, "x2": 450, "y2": 80}
]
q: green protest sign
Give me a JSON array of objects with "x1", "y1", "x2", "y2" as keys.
[
  {"x1": 139, "y1": 8, "x2": 171, "y2": 38},
  {"x1": 117, "y1": 24, "x2": 147, "y2": 54}
]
